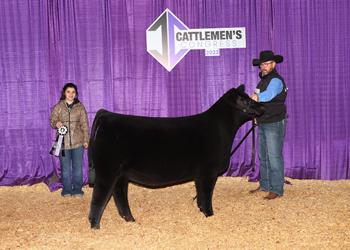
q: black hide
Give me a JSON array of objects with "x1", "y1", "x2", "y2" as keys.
[{"x1": 88, "y1": 85, "x2": 265, "y2": 229}]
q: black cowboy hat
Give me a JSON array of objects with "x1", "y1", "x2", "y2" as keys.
[{"x1": 252, "y1": 50, "x2": 283, "y2": 66}]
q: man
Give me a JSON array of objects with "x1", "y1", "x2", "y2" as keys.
[{"x1": 250, "y1": 50, "x2": 288, "y2": 200}]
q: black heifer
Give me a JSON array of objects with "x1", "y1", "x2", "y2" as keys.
[{"x1": 88, "y1": 85, "x2": 265, "y2": 229}]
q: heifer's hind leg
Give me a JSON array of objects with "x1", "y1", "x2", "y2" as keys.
[
  {"x1": 194, "y1": 175, "x2": 218, "y2": 217},
  {"x1": 112, "y1": 176, "x2": 135, "y2": 222},
  {"x1": 89, "y1": 174, "x2": 120, "y2": 229}
]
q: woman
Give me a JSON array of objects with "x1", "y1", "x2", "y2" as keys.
[{"x1": 50, "y1": 83, "x2": 89, "y2": 198}]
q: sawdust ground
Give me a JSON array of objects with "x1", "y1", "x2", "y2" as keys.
[{"x1": 0, "y1": 177, "x2": 350, "y2": 249}]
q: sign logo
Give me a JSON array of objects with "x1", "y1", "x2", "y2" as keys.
[{"x1": 146, "y1": 9, "x2": 246, "y2": 71}]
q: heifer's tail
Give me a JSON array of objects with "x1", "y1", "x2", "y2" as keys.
[{"x1": 88, "y1": 109, "x2": 109, "y2": 185}]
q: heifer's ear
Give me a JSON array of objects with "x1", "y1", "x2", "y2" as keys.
[{"x1": 236, "y1": 85, "x2": 245, "y2": 93}]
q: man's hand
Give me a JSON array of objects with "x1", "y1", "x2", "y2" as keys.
[{"x1": 251, "y1": 93, "x2": 259, "y2": 102}]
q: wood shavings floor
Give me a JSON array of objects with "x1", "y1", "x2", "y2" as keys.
[{"x1": 0, "y1": 177, "x2": 349, "y2": 249}]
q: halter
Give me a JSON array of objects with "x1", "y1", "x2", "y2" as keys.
[
  {"x1": 242, "y1": 99, "x2": 257, "y2": 117},
  {"x1": 230, "y1": 108, "x2": 257, "y2": 172}
]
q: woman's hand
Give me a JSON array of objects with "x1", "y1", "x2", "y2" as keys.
[{"x1": 56, "y1": 121, "x2": 63, "y2": 128}]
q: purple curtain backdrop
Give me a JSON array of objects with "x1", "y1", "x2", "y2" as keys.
[{"x1": 1, "y1": 0, "x2": 349, "y2": 192}]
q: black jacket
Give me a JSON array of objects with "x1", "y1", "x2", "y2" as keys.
[{"x1": 256, "y1": 68, "x2": 287, "y2": 124}]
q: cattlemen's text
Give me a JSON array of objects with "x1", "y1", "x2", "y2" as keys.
[{"x1": 176, "y1": 30, "x2": 243, "y2": 41}]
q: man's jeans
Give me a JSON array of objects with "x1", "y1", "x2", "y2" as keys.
[
  {"x1": 59, "y1": 146, "x2": 85, "y2": 196},
  {"x1": 258, "y1": 119, "x2": 287, "y2": 196}
]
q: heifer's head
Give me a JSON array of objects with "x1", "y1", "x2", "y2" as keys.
[{"x1": 224, "y1": 85, "x2": 265, "y2": 118}]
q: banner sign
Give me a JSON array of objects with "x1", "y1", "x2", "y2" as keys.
[{"x1": 146, "y1": 9, "x2": 246, "y2": 72}]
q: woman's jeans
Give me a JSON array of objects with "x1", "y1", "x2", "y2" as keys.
[
  {"x1": 59, "y1": 146, "x2": 84, "y2": 196},
  {"x1": 258, "y1": 119, "x2": 287, "y2": 196}
]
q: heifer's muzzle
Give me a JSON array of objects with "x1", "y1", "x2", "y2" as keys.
[{"x1": 243, "y1": 99, "x2": 265, "y2": 117}]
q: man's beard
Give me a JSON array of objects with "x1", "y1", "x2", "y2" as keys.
[
  {"x1": 261, "y1": 69, "x2": 269, "y2": 75},
  {"x1": 261, "y1": 68, "x2": 273, "y2": 75}
]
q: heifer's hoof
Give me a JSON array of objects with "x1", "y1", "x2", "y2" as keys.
[
  {"x1": 90, "y1": 222, "x2": 100, "y2": 229},
  {"x1": 123, "y1": 215, "x2": 135, "y2": 222},
  {"x1": 89, "y1": 218, "x2": 101, "y2": 229},
  {"x1": 202, "y1": 209, "x2": 214, "y2": 217}
]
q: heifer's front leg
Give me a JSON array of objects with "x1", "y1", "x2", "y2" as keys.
[
  {"x1": 194, "y1": 175, "x2": 218, "y2": 217},
  {"x1": 112, "y1": 176, "x2": 135, "y2": 222}
]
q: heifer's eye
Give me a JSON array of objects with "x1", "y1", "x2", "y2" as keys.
[{"x1": 237, "y1": 96, "x2": 248, "y2": 105}]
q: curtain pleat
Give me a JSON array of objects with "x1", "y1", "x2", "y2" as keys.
[{"x1": 0, "y1": 0, "x2": 349, "y2": 191}]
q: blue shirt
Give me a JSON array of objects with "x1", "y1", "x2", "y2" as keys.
[{"x1": 257, "y1": 78, "x2": 283, "y2": 102}]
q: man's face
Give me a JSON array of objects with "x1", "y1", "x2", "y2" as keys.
[{"x1": 259, "y1": 60, "x2": 276, "y2": 75}]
